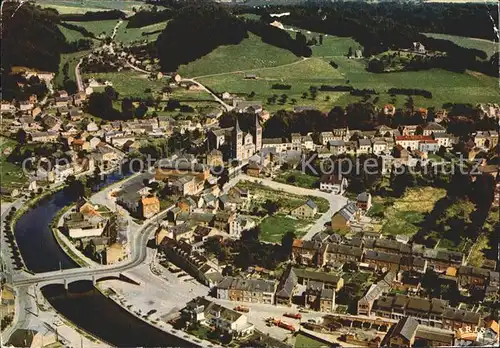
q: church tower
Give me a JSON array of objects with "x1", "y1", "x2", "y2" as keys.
[
  {"x1": 254, "y1": 114, "x2": 262, "y2": 152},
  {"x1": 232, "y1": 117, "x2": 243, "y2": 160}
]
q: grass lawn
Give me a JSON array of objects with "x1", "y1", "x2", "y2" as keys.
[
  {"x1": 178, "y1": 33, "x2": 300, "y2": 78},
  {"x1": 55, "y1": 49, "x2": 92, "y2": 88},
  {"x1": 115, "y1": 21, "x2": 170, "y2": 45},
  {"x1": 259, "y1": 215, "x2": 311, "y2": 243},
  {"x1": 275, "y1": 170, "x2": 319, "y2": 189},
  {"x1": 65, "y1": 20, "x2": 118, "y2": 38},
  {"x1": 0, "y1": 137, "x2": 26, "y2": 188},
  {"x1": 423, "y1": 33, "x2": 498, "y2": 58},
  {"x1": 58, "y1": 24, "x2": 86, "y2": 42},
  {"x1": 294, "y1": 333, "x2": 329, "y2": 348},
  {"x1": 331, "y1": 56, "x2": 500, "y2": 108},
  {"x1": 197, "y1": 57, "x2": 346, "y2": 112},
  {"x1": 236, "y1": 180, "x2": 329, "y2": 213},
  {"x1": 373, "y1": 187, "x2": 446, "y2": 236},
  {"x1": 82, "y1": 71, "x2": 166, "y2": 98}
]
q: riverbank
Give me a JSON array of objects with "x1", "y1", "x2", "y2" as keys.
[{"x1": 50, "y1": 204, "x2": 95, "y2": 267}]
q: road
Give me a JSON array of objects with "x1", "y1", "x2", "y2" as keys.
[
  {"x1": 225, "y1": 174, "x2": 347, "y2": 240},
  {"x1": 75, "y1": 57, "x2": 84, "y2": 92},
  {"x1": 181, "y1": 78, "x2": 234, "y2": 112}
]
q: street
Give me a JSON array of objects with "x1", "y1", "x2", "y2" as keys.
[{"x1": 225, "y1": 174, "x2": 348, "y2": 240}]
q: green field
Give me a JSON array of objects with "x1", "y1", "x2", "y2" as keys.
[
  {"x1": 0, "y1": 137, "x2": 26, "y2": 189},
  {"x1": 294, "y1": 333, "x2": 329, "y2": 348},
  {"x1": 259, "y1": 215, "x2": 311, "y2": 243},
  {"x1": 275, "y1": 170, "x2": 319, "y2": 189},
  {"x1": 236, "y1": 180, "x2": 329, "y2": 213},
  {"x1": 372, "y1": 187, "x2": 447, "y2": 236},
  {"x1": 39, "y1": 0, "x2": 147, "y2": 14},
  {"x1": 115, "y1": 21, "x2": 169, "y2": 45},
  {"x1": 83, "y1": 71, "x2": 216, "y2": 101},
  {"x1": 66, "y1": 20, "x2": 118, "y2": 38},
  {"x1": 178, "y1": 33, "x2": 300, "y2": 78},
  {"x1": 424, "y1": 33, "x2": 498, "y2": 58},
  {"x1": 197, "y1": 57, "x2": 346, "y2": 112},
  {"x1": 58, "y1": 24, "x2": 86, "y2": 42},
  {"x1": 55, "y1": 49, "x2": 91, "y2": 88},
  {"x1": 331, "y1": 56, "x2": 500, "y2": 108}
]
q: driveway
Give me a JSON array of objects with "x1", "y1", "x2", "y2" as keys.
[{"x1": 225, "y1": 174, "x2": 347, "y2": 240}]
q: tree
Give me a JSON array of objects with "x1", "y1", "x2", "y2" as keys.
[
  {"x1": 281, "y1": 231, "x2": 296, "y2": 257},
  {"x1": 348, "y1": 46, "x2": 353, "y2": 58},
  {"x1": 262, "y1": 200, "x2": 280, "y2": 215},
  {"x1": 121, "y1": 98, "x2": 135, "y2": 119},
  {"x1": 319, "y1": 34, "x2": 323, "y2": 45},
  {"x1": 16, "y1": 129, "x2": 27, "y2": 144}
]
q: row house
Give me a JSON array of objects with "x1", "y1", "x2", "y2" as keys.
[
  {"x1": 395, "y1": 135, "x2": 433, "y2": 151},
  {"x1": 293, "y1": 268, "x2": 344, "y2": 291},
  {"x1": 363, "y1": 251, "x2": 427, "y2": 273},
  {"x1": 357, "y1": 271, "x2": 395, "y2": 316},
  {"x1": 29, "y1": 131, "x2": 58, "y2": 143},
  {"x1": 160, "y1": 237, "x2": 222, "y2": 287},
  {"x1": 216, "y1": 277, "x2": 276, "y2": 305},
  {"x1": 420, "y1": 248, "x2": 464, "y2": 273},
  {"x1": 290, "y1": 133, "x2": 314, "y2": 150},
  {"x1": 261, "y1": 137, "x2": 291, "y2": 153},
  {"x1": 304, "y1": 281, "x2": 335, "y2": 313},
  {"x1": 433, "y1": 133, "x2": 454, "y2": 148},
  {"x1": 474, "y1": 131, "x2": 499, "y2": 150},
  {"x1": 423, "y1": 122, "x2": 446, "y2": 136},
  {"x1": 292, "y1": 239, "x2": 324, "y2": 266},
  {"x1": 373, "y1": 294, "x2": 481, "y2": 331},
  {"x1": 323, "y1": 243, "x2": 363, "y2": 266},
  {"x1": 457, "y1": 265, "x2": 499, "y2": 290}
]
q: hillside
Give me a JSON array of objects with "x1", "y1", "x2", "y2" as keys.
[{"x1": 1, "y1": 2, "x2": 67, "y2": 73}]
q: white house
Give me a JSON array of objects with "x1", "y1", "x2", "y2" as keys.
[{"x1": 319, "y1": 174, "x2": 348, "y2": 194}]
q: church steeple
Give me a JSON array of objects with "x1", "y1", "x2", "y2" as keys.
[
  {"x1": 254, "y1": 114, "x2": 262, "y2": 151},
  {"x1": 235, "y1": 117, "x2": 242, "y2": 133}
]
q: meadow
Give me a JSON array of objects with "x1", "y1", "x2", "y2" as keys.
[
  {"x1": 197, "y1": 57, "x2": 347, "y2": 112},
  {"x1": 177, "y1": 33, "x2": 300, "y2": 78},
  {"x1": 38, "y1": 0, "x2": 147, "y2": 14},
  {"x1": 55, "y1": 49, "x2": 92, "y2": 88},
  {"x1": 66, "y1": 20, "x2": 119, "y2": 38},
  {"x1": 115, "y1": 21, "x2": 170, "y2": 45},
  {"x1": 57, "y1": 24, "x2": 86, "y2": 42},
  {"x1": 0, "y1": 137, "x2": 26, "y2": 189},
  {"x1": 370, "y1": 187, "x2": 447, "y2": 236},
  {"x1": 259, "y1": 215, "x2": 311, "y2": 243},
  {"x1": 424, "y1": 32, "x2": 498, "y2": 58}
]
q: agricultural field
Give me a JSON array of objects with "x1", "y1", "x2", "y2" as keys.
[
  {"x1": 259, "y1": 215, "x2": 311, "y2": 243},
  {"x1": 236, "y1": 180, "x2": 329, "y2": 213},
  {"x1": 115, "y1": 21, "x2": 170, "y2": 45},
  {"x1": 330, "y1": 56, "x2": 500, "y2": 108},
  {"x1": 371, "y1": 187, "x2": 447, "y2": 236},
  {"x1": 65, "y1": 20, "x2": 119, "y2": 38},
  {"x1": 178, "y1": 33, "x2": 300, "y2": 78},
  {"x1": 0, "y1": 137, "x2": 26, "y2": 189},
  {"x1": 424, "y1": 33, "x2": 498, "y2": 58},
  {"x1": 38, "y1": 0, "x2": 147, "y2": 14},
  {"x1": 55, "y1": 49, "x2": 92, "y2": 88},
  {"x1": 197, "y1": 57, "x2": 346, "y2": 112}
]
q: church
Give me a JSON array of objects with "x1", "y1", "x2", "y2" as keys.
[{"x1": 208, "y1": 115, "x2": 262, "y2": 162}]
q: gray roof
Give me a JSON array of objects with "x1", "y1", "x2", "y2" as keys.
[
  {"x1": 305, "y1": 199, "x2": 317, "y2": 210},
  {"x1": 217, "y1": 276, "x2": 276, "y2": 293},
  {"x1": 391, "y1": 316, "x2": 419, "y2": 342},
  {"x1": 293, "y1": 268, "x2": 342, "y2": 285},
  {"x1": 275, "y1": 266, "x2": 297, "y2": 299}
]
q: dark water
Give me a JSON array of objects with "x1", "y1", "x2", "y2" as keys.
[
  {"x1": 14, "y1": 171, "x2": 125, "y2": 272},
  {"x1": 14, "y1": 172, "x2": 195, "y2": 347},
  {"x1": 42, "y1": 282, "x2": 193, "y2": 347}
]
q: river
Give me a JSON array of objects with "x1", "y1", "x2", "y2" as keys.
[{"x1": 14, "y1": 172, "x2": 193, "y2": 347}]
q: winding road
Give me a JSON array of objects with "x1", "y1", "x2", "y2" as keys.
[{"x1": 225, "y1": 174, "x2": 347, "y2": 240}]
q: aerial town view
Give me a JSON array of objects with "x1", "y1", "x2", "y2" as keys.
[{"x1": 0, "y1": 0, "x2": 499, "y2": 347}]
